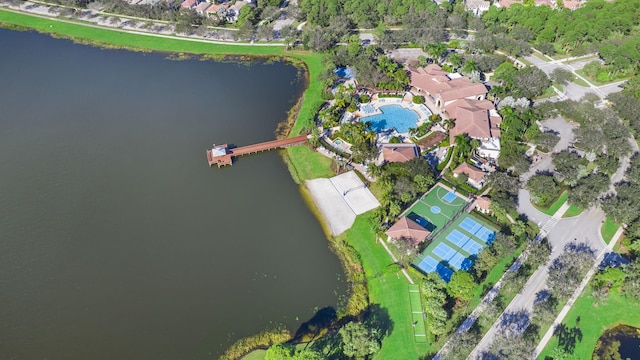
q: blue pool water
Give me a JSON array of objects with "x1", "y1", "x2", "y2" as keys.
[
  {"x1": 334, "y1": 67, "x2": 354, "y2": 79},
  {"x1": 363, "y1": 105, "x2": 419, "y2": 133}
]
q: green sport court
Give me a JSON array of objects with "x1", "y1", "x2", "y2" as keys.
[
  {"x1": 413, "y1": 213, "x2": 498, "y2": 282},
  {"x1": 403, "y1": 184, "x2": 467, "y2": 234}
]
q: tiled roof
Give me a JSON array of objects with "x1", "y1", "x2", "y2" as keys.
[
  {"x1": 446, "y1": 99, "x2": 497, "y2": 140},
  {"x1": 453, "y1": 163, "x2": 486, "y2": 183},
  {"x1": 386, "y1": 217, "x2": 431, "y2": 246},
  {"x1": 382, "y1": 144, "x2": 419, "y2": 163}
]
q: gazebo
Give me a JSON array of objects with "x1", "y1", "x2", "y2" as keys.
[{"x1": 385, "y1": 216, "x2": 431, "y2": 247}]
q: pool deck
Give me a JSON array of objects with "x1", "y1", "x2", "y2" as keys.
[{"x1": 355, "y1": 92, "x2": 433, "y2": 132}]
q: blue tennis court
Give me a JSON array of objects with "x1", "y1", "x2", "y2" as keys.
[
  {"x1": 460, "y1": 239, "x2": 484, "y2": 255},
  {"x1": 448, "y1": 253, "x2": 466, "y2": 269},
  {"x1": 475, "y1": 227, "x2": 495, "y2": 243},
  {"x1": 443, "y1": 191, "x2": 457, "y2": 203},
  {"x1": 446, "y1": 229, "x2": 470, "y2": 247},
  {"x1": 433, "y1": 243, "x2": 455, "y2": 260},
  {"x1": 415, "y1": 255, "x2": 454, "y2": 281},
  {"x1": 460, "y1": 217, "x2": 483, "y2": 233}
]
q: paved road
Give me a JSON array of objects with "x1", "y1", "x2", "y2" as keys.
[{"x1": 524, "y1": 52, "x2": 625, "y2": 101}]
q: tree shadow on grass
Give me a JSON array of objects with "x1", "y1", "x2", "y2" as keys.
[{"x1": 553, "y1": 323, "x2": 583, "y2": 354}]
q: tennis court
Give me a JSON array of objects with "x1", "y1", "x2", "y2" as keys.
[
  {"x1": 413, "y1": 212, "x2": 498, "y2": 281},
  {"x1": 403, "y1": 184, "x2": 468, "y2": 234}
]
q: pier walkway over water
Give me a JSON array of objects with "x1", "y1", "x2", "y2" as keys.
[{"x1": 207, "y1": 134, "x2": 309, "y2": 167}]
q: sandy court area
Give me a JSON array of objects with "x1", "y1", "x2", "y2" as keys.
[
  {"x1": 330, "y1": 171, "x2": 380, "y2": 215},
  {"x1": 306, "y1": 171, "x2": 380, "y2": 236},
  {"x1": 306, "y1": 178, "x2": 356, "y2": 236}
]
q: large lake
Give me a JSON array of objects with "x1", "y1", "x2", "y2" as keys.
[{"x1": 0, "y1": 28, "x2": 343, "y2": 359}]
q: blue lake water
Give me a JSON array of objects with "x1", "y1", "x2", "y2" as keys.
[{"x1": 363, "y1": 105, "x2": 419, "y2": 133}]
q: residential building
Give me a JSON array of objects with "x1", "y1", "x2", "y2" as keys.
[
  {"x1": 453, "y1": 162, "x2": 487, "y2": 189},
  {"x1": 381, "y1": 143, "x2": 420, "y2": 163},
  {"x1": 445, "y1": 98, "x2": 501, "y2": 142},
  {"x1": 194, "y1": 1, "x2": 211, "y2": 14},
  {"x1": 180, "y1": 0, "x2": 199, "y2": 9},
  {"x1": 205, "y1": 3, "x2": 229, "y2": 18},
  {"x1": 465, "y1": 0, "x2": 490, "y2": 15}
]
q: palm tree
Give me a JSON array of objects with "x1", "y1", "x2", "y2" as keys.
[
  {"x1": 443, "y1": 118, "x2": 455, "y2": 130},
  {"x1": 426, "y1": 43, "x2": 448, "y2": 65},
  {"x1": 447, "y1": 53, "x2": 463, "y2": 71},
  {"x1": 367, "y1": 163, "x2": 383, "y2": 178}
]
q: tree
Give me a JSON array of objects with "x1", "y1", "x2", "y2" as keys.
[
  {"x1": 552, "y1": 150, "x2": 584, "y2": 185},
  {"x1": 568, "y1": 173, "x2": 610, "y2": 209},
  {"x1": 527, "y1": 173, "x2": 561, "y2": 207},
  {"x1": 547, "y1": 244, "x2": 595, "y2": 300},
  {"x1": 426, "y1": 42, "x2": 448, "y2": 64},
  {"x1": 265, "y1": 344, "x2": 295, "y2": 360},
  {"x1": 513, "y1": 66, "x2": 551, "y2": 99},
  {"x1": 550, "y1": 68, "x2": 574, "y2": 86},
  {"x1": 446, "y1": 271, "x2": 476, "y2": 302},
  {"x1": 535, "y1": 132, "x2": 560, "y2": 151},
  {"x1": 474, "y1": 248, "x2": 499, "y2": 278},
  {"x1": 339, "y1": 321, "x2": 380, "y2": 360},
  {"x1": 532, "y1": 293, "x2": 558, "y2": 326}
]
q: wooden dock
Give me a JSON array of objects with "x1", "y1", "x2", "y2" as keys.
[{"x1": 207, "y1": 134, "x2": 309, "y2": 167}]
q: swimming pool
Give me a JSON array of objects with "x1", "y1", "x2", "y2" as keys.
[{"x1": 363, "y1": 105, "x2": 419, "y2": 133}]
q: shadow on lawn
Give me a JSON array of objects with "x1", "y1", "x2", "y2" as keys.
[{"x1": 291, "y1": 304, "x2": 394, "y2": 359}]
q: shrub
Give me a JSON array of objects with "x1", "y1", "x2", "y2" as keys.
[
  {"x1": 359, "y1": 94, "x2": 370, "y2": 103},
  {"x1": 412, "y1": 95, "x2": 425, "y2": 104}
]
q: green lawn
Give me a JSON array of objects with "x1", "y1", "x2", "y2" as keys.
[
  {"x1": 537, "y1": 287, "x2": 640, "y2": 359},
  {"x1": 562, "y1": 204, "x2": 584, "y2": 218},
  {"x1": 601, "y1": 217, "x2": 620, "y2": 245},
  {"x1": 284, "y1": 146, "x2": 334, "y2": 183},
  {"x1": 337, "y1": 215, "x2": 432, "y2": 359},
  {"x1": 534, "y1": 191, "x2": 568, "y2": 216},
  {"x1": 408, "y1": 284, "x2": 427, "y2": 342},
  {"x1": 241, "y1": 349, "x2": 266, "y2": 360},
  {"x1": 572, "y1": 76, "x2": 591, "y2": 87}
]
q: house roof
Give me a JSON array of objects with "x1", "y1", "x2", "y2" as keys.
[
  {"x1": 475, "y1": 196, "x2": 492, "y2": 210},
  {"x1": 180, "y1": 0, "x2": 197, "y2": 7},
  {"x1": 382, "y1": 144, "x2": 419, "y2": 163},
  {"x1": 195, "y1": 1, "x2": 210, "y2": 11},
  {"x1": 465, "y1": 0, "x2": 490, "y2": 9},
  {"x1": 562, "y1": 0, "x2": 582, "y2": 9},
  {"x1": 206, "y1": 3, "x2": 228, "y2": 12},
  {"x1": 497, "y1": 0, "x2": 521, "y2": 7},
  {"x1": 453, "y1": 163, "x2": 486, "y2": 183},
  {"x1": 406, "y1": 64, "x2": 487, "y2": 103},
  {"x1": 386, "y1": 217, "x2": 431, "y2": 246},
  {"x1": 446, "y1": 99, "x2": 497, "y2": 140}
]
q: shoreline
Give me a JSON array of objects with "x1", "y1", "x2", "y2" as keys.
[{"x1": 0, "y1": 8, "x2": 360, "y2": 359}]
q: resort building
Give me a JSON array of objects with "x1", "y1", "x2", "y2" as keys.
[
  {"x1": 381, "y1": 143, "x2": 420, "y2": 163},
  {"x1": 496, "y1": 0, "x2": 582, "y2": 9},
  {"x1": 445, "y1": 98, "x2": 502, "y2": 142},
  {"x1": 406, "y1": 64, "x2": 488, "y2": 112},
  {"x1": 386, "y1": 216, "x2": 431, "y2": 247},
  {"x1": 452, "y1": 162, "x2": 487, "y2": 189},
  {"x1": 474, "y1": 196, "x2": 492, "y2": 214}
]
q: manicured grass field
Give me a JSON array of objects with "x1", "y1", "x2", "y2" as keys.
[
  {"x1": 537, "y1": 287, "x2": 640, "y2": 359},
  {"x1": 534, "y1": 191, "x2": 568, "y2": 216},
  {"x1": 338, "y1": 214, "x2": 432, "y2": 359},
  {"x1": 284, "y1": 146, "x2": 334, "y2": 183},
  {"x1": 600, "y1": 217, "x2": 620, "y2": 245},
  {"x1": 562, "y1": 203, "x2": 584, "y2": 218},
  {"x1": 408, "y1": 284, "x2": 427, "y2": 343},
  {"x1": 403, "y1": 184, "x2": 467, "y2": 234}
]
